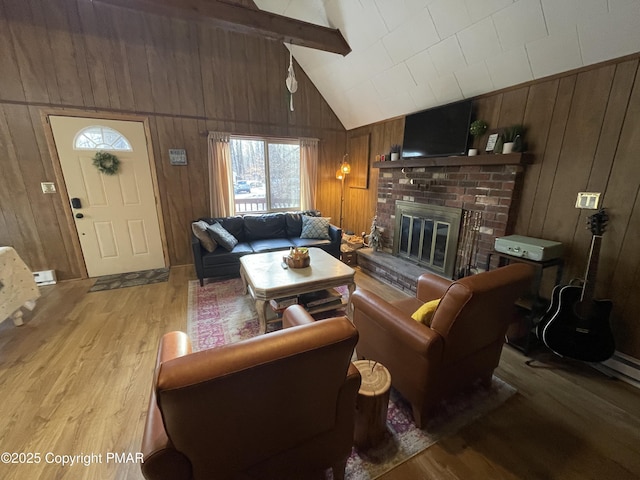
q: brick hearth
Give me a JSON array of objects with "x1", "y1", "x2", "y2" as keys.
[{"x1": 356, "y1": 248, "x2": 426, "y2": 294}]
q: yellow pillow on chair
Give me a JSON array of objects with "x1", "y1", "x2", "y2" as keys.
[{"x1": 411, "y1": 299, "x2": 441, "y2": 326}]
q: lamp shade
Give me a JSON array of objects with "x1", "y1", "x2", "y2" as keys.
[{"x1": 336, "y1": 169, "x2": 344, "y2": 180}]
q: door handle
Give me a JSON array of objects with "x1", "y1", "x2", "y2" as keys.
[
  {"x1": 71, "y1": 197, "x2": 82, "y2": 209},
  {"x1": 75, "y1": 213, "x2": 84, "y2": 219}
]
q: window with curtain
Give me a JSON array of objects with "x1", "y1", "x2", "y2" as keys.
[{"x1": 230, "y1": 136, "x2": 301, "y2": 214}]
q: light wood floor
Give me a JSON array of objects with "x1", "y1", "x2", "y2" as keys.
[{"x1": 1, "y1": 265, "x2": 639, "y2": 479}]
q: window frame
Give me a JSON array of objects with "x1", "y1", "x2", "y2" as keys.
[
  {"x1": 73, "y1": 125, "x2": 133, "y2": 151},
  {"x1": 230, "y1": 135, "x2": 301, "y2": 214}
]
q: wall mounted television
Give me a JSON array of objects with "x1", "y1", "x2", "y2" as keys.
[{"x1": 401, "y1": 100, "x2": 473, "y2": 158}]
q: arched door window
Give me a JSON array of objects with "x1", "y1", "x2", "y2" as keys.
[{"x1": 74, "y1": 126, "x2": 133, "y2": 151}]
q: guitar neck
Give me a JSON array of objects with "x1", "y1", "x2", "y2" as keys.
[{"x1": 581, "y1": 235, "x2": 602, "y2": 304}]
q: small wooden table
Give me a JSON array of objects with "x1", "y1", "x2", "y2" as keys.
[
  {"x1": 239, "y1": 248, "x2": 356, "y2": 334},
  {"x1": 353, "y1": 360, "x2": 391, "y2": 450}
]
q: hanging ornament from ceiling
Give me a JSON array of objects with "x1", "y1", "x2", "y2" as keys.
[{"x1": 285, "y1": 47, "x2": 298, "y2": 112}]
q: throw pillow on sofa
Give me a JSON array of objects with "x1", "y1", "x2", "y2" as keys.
[
  {"x1": 300, "y1": 215, "x2": 331, "y2": 240},
  {"x1": 192, "y1": 221, "x2": 218, "y2": 252},
  {"x1": 206, "y1": 222, "x2": 239, "y2": 251}
]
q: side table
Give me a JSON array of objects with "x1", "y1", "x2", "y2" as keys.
[
  {"x1": 352, "y1": 360, "x2": 391, "y2": 450},
  {"x1": 486, "y1": 251, "x2": 564, "y2": 354},
  {"x1": 340, "y1": 236, "x2": 363, "y2": 267},
  {"x1": 340, "y1": 250, "x2": 357, "y2": 266}
]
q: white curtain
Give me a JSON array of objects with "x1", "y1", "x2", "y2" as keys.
[
  {"x1": 207, "y1": 132, "x2": 233, "y2": 217},
  {"x1": 299, "y1": 138, "x2": 318, "y2": 211}
]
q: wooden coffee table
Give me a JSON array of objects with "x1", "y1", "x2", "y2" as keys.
[{"x1": 239, "y1": 247, "x2": 356, "y2": 333}]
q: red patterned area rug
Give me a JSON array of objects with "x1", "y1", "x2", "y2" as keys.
[
  {"x1": 187, "y1": 277, "x2": 349, "y2": 350},
  {"x1": 186, "y1": 277, "x2": 516, "y2": 479}
]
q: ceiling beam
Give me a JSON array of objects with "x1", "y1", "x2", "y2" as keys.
[{"x1": 93, "y1": 0, "x2": 351, "y2": 56}]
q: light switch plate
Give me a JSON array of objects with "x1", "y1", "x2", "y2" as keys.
[
  {"x1": 41, "y1": 182, "x2": 56, "y2": 193},
  {"x1": 575, "y1": 192, "x2": 600, "y2": 209}
]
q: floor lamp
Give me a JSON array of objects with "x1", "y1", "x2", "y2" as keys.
[{"x1": 335, "y1": 154, "x2": 351, "y2": 229}]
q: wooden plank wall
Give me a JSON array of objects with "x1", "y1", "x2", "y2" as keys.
[
  {"x1": 346, "y1": 55, "x2": 640, "y2": 359},
  {"x1": 0, "y1": 0, "x2": 346, "y2": 280},
  {"x1": 331, "y1": 118, "x2": 405, "y2": 237}
]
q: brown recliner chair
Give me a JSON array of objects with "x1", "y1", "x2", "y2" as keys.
[
  {"x1": 140, "y1": 310, "x2": 361, "y2": 480},
  {"x1": 352, "y1": 263, "x2": 534, "y2": 428}
]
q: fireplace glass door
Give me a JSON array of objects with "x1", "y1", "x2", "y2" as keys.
[
  {"x1": 393, "y1": 201, "x2": 462, "y2": 279},
  {"x1": 398, "y1": 215, "x2": 450, "y2": 270}
]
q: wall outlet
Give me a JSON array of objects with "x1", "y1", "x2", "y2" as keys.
[
  {"x1": 41, "y1": 182, "x2": 56, "y2": 193},
  {"x1": 575, "y1": 192, "x2": 600, "y2": 209}
]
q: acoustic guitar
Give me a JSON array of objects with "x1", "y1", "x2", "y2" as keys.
[{"x1": 536, "y1": 209, "x2": 615, "y2": 362}]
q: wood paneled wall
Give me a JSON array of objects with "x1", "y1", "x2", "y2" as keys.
[
  {"x1": 2, "y1": 0, "x2": 639, "y2": 358},
  {"x1": 347, "y1": 55, "x2": 640, "y2": 359},
  {"x1": 332, "y1": 118, "x2": 405, "y2": 237},
  {"x1": 0, "y1": 0, "x2": 346, "y2": 280}
]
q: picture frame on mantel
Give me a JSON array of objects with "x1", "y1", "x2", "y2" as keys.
[
  {"x1": 485, "y1": 128, "x2": 507, "y2": 153},
  {"x1": 485, "y1": 133, "x2": 499, "y2": 152}
]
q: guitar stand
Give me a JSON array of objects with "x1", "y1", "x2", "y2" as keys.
[
  {"x1": 487, "y1": 251, "x2": 564, "y2": 355},
  {"x1": 524, "y1": 352, "x2": 616, "y2": 379},
  {"x1": 524, "y1": 354, "x2": 573, "y2": 371}
]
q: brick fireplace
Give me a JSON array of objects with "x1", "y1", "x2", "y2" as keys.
[{"x1": 357, "y1": 161, "x2": 526, "y2": 291}]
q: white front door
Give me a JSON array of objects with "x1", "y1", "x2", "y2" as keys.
[{"x1": 50, "y1": 116, "x2": 165, "y2": 277}]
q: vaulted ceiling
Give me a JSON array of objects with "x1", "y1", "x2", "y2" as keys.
[{"x1": 253, "y1": 0, "x2": 640, "y2": 130}]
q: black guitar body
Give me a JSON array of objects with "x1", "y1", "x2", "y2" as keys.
[{"x1": 538, "y1": 284, "x2": 615, "y2": 362}]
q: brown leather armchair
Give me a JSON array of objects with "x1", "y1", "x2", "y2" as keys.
[
  {"x1": 141, "y1": 309, "x2": 360, "y2": 480},
  {"x1": 352, "y1": 263, "x2": 534, "y2": 428}
]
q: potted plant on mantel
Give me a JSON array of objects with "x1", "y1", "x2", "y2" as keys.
[
  {"x1": 468, "y1": 120, "x2": 488, "y2": 156},
  {"x1": 502, "y1": 125, "x2": 524, "y2": 154},
  {"x1": 389, "y1": 144, "x2": 401, "y2": 161}
]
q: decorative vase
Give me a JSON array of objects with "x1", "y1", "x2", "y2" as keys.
[
  {"x1": 468, "y1": 148, "x2": 478, "y2": 156},
  {"x1": 502, "y1": 142, "x2": 514, "y2": 154},
  {"x1": 390, "y1": 152, "x2": 400, "y2": 161}
]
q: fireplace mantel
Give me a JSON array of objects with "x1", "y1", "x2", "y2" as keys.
[{"x1": 373, "y1": 152, "x2": 533, "y2": 169}]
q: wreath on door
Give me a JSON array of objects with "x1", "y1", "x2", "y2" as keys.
[{"x1": 92, "y1": 151, "x2": 120, "y2": 175}]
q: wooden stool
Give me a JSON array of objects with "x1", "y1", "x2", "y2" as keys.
[{"x1": 353, "y1": 360, "x2": 391, "y2": 450}]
